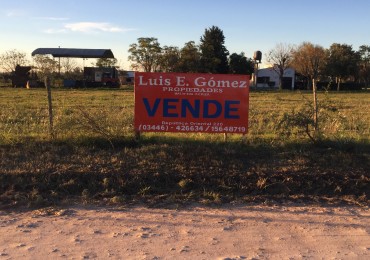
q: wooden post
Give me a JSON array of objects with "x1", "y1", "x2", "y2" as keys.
[
  {"x1": 312, "y1": 78, "x2": 318, "y2": 136},
  {"x1": 45, "y1": 76, "x2": 54, "y2": 139},
  {"x1": 241, "y1": 133, "x2": 246, "y2": 142},
  {"x1": 134, "y1": 130, "x2": 141, "y2": 141}
]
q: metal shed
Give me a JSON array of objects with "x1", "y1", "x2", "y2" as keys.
[{"x1": 31, "y1": 48, "x2": 115, "y2": 58}]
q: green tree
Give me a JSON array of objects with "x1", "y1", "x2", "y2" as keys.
[
  {"x1": 178, "y1": 41, "x2": 201, "y2": 73},
  {"x1": 0, "y1": 49, "x2": 29, "y2": 72},
  {"x1": 199, "y1": 26, "x2": 229, "y2": 73},
  {"x1": 291, "y1": 42, "x2": 327, "y2": 135},
  {"x1": 326, "y1": 43, "x2": 358, "y2": 91},
  {"x1": 358, "y1": 45, "x2": 370, "y2": 87},
  {"x1": 228, "y1": 52, "x2": 254, "y2": 75},
  {"x1": 128, "y1": 37, "x2": 162, "y2": 72},
  {"x1": 159, "y1": 46, "x2": 180, "y2": 72},
  {"x1": 95, "y1": 58, "x2": 118, "y2": 68},
  {"x1": 266, "y1": 43, "x2": 294, "y2": 90}
]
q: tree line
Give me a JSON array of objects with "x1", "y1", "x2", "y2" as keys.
[
  {"x1": 0, "y1": 49, "x2": 81, "y2": 81},
  {"x1": 128, "y1": 26, "x2": 254, "y2": 76},
  {"x1": 0, "y1": 26, "x2": 253, "y2": 81},
  {"x1": 267, "y1": 42, "x2": 370, "y2": 91},
  {"x1": 128, "y1": 26, "x2": 369, "y2": 91},
  {"x1": 1, "y1": 25, "x2": 369, "y2": 90}
]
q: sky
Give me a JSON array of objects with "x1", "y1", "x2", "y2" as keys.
[{"x1": 1, "y1": 0, "x2": 369, "y2": 69}]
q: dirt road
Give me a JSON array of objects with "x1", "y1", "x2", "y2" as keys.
[{"x1": 1, "y1": 204, "x2": 369, "y2": 259}]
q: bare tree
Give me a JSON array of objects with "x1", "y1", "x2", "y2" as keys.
[
  {"x1": 61, "y1": 57, "x2": 78, "y2": 77},
  {"x1": 32, "y1": 55, "x2": 58, "y2": 80},
  {"x1": 291, "y1": 42, "x2": 327, "y2": 136},
  {"x1": 0, "y1": 49, "x2": 29, "y2": 72},
  {"x1": 266, "y1": 43, "x2": 294, "y2": 90}
]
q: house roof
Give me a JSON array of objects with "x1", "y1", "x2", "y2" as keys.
[{"x1": 31, "y1": 48, "x2": 115, "y2": 58}]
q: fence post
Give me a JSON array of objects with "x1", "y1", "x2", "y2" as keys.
[
  {"x1": 134, "y1": 130, "x2": 141, "y2": 141},
  {"x1": 45, "y1": 76, "x2": 54, "y2": 139}
]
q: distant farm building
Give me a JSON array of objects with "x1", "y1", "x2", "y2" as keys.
[
  {"x1": 10, "y1": 65, "x2": 44, "y2": 88},
  {"x1": 256, "y1": 67, "x2": 295, "y2": 90}
]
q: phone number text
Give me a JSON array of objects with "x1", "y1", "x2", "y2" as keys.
[{"x1": 137, "y1": 124, "x2": 246, "y2": 133}]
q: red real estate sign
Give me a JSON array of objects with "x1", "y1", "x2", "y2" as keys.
[{"x1": 134, "y1": 72, "x2": 250, "y2": 134}]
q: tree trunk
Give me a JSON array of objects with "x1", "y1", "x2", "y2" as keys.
[
  {"x1": 307, "y1": 78, "x2": 311, "y2": 90},
  {"x1": 279, "y1": 68, "x2": 284, "y2": 91},
  {"x1": 337, "y1": 77, "x2": 341, "y2": 91},
  {"x1": 279, "y1": 75, "x2": 283, "y2": 90}
]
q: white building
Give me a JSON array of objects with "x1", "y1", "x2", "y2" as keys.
[{"x1": 255, "y1": 67, "x2": 295, "y2": 90}]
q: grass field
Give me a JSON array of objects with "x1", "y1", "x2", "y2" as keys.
[{"x1": 0, "y1": 87, "x2": 369, "y2": 208}]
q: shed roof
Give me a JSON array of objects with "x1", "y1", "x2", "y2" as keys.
[{"x1": 31, "y1": 48, "x2": 115, "y2": 58}]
